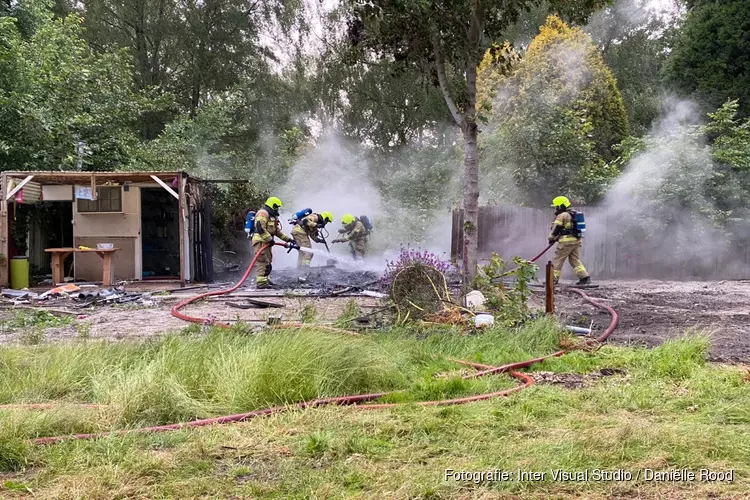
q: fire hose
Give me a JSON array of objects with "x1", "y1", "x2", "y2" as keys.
[
  {"x1": 529, "y1": 241, "x2": 555, "y2": 263},
  {"x1": 9, "y1": 242, "x2": 617, "y2": 445}
]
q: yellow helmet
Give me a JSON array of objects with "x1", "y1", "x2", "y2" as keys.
[
  {"x1": 320, "y1": 211, "x2": 333, "y2": 224},
  {"x1": 341, "y1": 213, "x2": 355, "y2": 225},
  {"x1": 551, "y1": 196, "x2": 571, "y2": 209},
  {"x1": 265, "y1": 196, "x2": 283, "y2": 210}
]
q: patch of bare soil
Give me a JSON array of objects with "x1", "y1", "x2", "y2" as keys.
[
  {"x1": 554, "y1": 280, "x2": 750, "y2": 363},
  {"x1": 0, "y1": 295, "x2": 381, "y2": 345}
]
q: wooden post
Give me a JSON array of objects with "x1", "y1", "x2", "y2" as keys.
[
  {"x1": 102, "y1": 253, "x2": 114, "y2": 287},
  {"x1": 0, "y1": 173, "x2": 8, "y2": 286},
  {"x1": 178, "y1": 174, "x2": 186, "y2": 287},
  {"x1": 545, "y1": 260, "x2": 555, "y2": 315},
  {"x1": 52, "y1": 253, "x2": 65, "y2": 286}
]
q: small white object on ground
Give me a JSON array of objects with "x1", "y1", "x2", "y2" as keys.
[
  {"x1": 475, "y1": 313, "x2": 494, "y2": 328},
  {"x1": 465, "y1": 290, "x2": 486, "y2": 310}
]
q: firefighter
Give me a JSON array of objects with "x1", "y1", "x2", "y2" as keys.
[
  {"x1": 332, "y1": 213, "x2": 368, "y2": 260},
  {"x1": 548, "y1": 196, "x2": 590, "y2": 285},
  {"x1": 252, "y1": 196, "x2": 298, "y2": 288},
  {"x1": 292, "y1": 210, "x2": 334, "y2": 268}
]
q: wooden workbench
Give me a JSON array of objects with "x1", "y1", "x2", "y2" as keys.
[{"x1": 45, "y1": 247, "x2": 120, "y2": 287}]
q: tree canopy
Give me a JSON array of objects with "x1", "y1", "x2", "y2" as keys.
[
  {"x1": 480, "y1": 16, "x2": 629, "y2": 205},
  {"x1": 664, "y1": 0, "x2": 750, "y2": 117},
  {"x1": 3, "y1": 0, "x2": 750, "y2": 265}
]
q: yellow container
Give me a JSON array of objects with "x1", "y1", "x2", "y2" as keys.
[{"x1": 10, "y1": 256, "x2": 29, "y2": 290}]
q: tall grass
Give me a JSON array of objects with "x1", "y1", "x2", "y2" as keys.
[
  {"x1": 0, "y1": 329, "x2": 405, "y2": 427},
  {"x1": 2, "y1": 318, "x2": 745, "y2": 498},
  {"x1": 0, "y1": 319, "x2": 722, "y2": 473}
]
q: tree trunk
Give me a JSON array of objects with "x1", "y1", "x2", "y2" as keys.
[
  {"x1": 462, "y1": 120, "x2": 479, "y2": 286},
  {"x1": 431, "y1": 24, "x2": 482, "y2": 286}
]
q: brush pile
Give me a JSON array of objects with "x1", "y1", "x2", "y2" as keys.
[{"x1": 383, "y1": 249, "x2": 455, "y2": 323}]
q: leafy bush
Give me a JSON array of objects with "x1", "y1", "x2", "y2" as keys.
[
  {"x1": 382, "y1": 248, "x2": 453, "y2": 289},
  {"x1": 9, "y1": 310, "x2": 73, "y2": 329},
  {"x1": 472, "y1": 253, "x2": 538, "y2": 326},
  {"x1": 481, "y1": 15, "x2": 629, "y2": 205}
]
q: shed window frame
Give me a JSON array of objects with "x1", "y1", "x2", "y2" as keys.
[{"x1": 77, "y1": 186, "x2": 123, "y2": 213}]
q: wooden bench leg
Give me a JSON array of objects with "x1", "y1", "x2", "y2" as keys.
[
  {"x1": 100, "y1": 253, "x2": 114, "y2": 287},
  {"x1": 51, "y1": 252, "x2": 72, "y2": 285},
  {"x1": 51, "y1": 254, "x2": 64, "y2": 286}
]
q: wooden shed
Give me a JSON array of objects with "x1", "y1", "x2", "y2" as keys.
[{"x1": 0, "y1": 171, "x2": 213, "y2": 287}]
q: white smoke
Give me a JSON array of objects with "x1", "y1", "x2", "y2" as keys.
[
  {"x1": 271, "y1": 131, "x2": 459, "y2": 271},
  {"x1": 584, "y1": 96, "x2": 747, "y2": 279}
]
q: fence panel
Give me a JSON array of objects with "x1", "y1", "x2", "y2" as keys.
[{"x1": 451, "y1": 205, "x2": 750, "y2": 280}]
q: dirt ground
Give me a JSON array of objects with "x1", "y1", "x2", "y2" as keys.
[
  {"x1": 0, "y1": 294, "x2": 382, "y2": 344},
  {"x1": 554, "y1": 279, "x2": 750, "y2": 363},
  {"x1": 2, "y1": 278, "x2": 750, "y2": 363}
]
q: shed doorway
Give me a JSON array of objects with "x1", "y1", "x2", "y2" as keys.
[
  {"x1": 141, "y1": 188, "x2": 180, "y2": 279},
  {"x1": 24, "y1": 202, "x2": 74, "y2": 282}
]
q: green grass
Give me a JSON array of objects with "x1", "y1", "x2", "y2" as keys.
[
  {"x1": 0, "y1": 319, "x2": 748, "y2": 498},
  {"x1": 0, "y1": 310, "x2": 76, "y2": 345},
  {"x1": 5, "y1": 310, "x2": 75, "y2": 330}
]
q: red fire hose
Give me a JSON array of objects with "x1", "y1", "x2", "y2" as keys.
[
  {"x1": 171, "y1": 242, "x2": 276, "y2": 326},
  {"x1": 529, "y1": 242, "x2": 555, "y2": 263},
  {"x1": 15, "y1": 242, "x2": 617, "y2": 445}
]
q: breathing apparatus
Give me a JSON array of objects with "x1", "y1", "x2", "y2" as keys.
[{"x1": 289, "y1": 208, "x2": 313, "y2": 225}]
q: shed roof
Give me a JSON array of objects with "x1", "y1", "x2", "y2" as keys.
[{"x1": 1, "y1": 171, "x2": 195, "y2": 185}]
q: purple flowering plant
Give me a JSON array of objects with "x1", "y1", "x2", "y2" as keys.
[{"x1": 381, "y1": 247, "x2": 453, "y2": 290}]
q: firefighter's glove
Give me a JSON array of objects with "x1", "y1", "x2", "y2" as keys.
[
  {"x1": 285, "y1": 240, "x2": 300, "y2": 251},
  {"x1": 548, "y1": 237, "x2": 557, "y2": 244}
]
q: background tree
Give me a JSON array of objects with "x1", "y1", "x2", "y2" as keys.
[
  {"x1": 346, "y1": 0, "x2": 605, "y2": 283},
  {"x1": 481, "y1": 16, "x2": 628, "y2": 205},
  {"x1": 664, "y1": 0, "x2": 750, "y2": 117},
  {"x1": 0, "y1": 5, "x2": 159, "y2": 171},
  {"x1": 586, "y1": 0, "x2": 684, "y2": 136}
]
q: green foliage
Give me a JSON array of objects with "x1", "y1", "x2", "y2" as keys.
[
  {"x1": 313, "y1": 17, "x2": 453, "y2": 152},
  {"x1": 208, "y1": 181, "x2": 268, "y2": 253},
  {"x1": 334, "y1": 300, "x2": 361, "y2": 328},
  {"x1": 0, "y1": 329, "x2": 404, "y2": 420},
  {"x1": 587, "y1": 0, "x2": 682, "y2": 136},
  {"x1": 626, "y1": 100, "x2": 750, "y2": 228},
  {"x1": 471, "y1": 253, "x2": 538, "y2": 326},
  {"x1": 707, "y1": 100, "x2": 750, "y2": 171},
  {"x1": 76, "y1": 320, "x2": 92, "y2": 340},
  {"x1": 0, "y1": 432, "x2": 31, "y2": 472},
  {"x1": 374, "y1": 142, "x2": 462, "y2": 247},
  {"x1": 482, "y1": 16, "x2": 629, "y2": 205},
  {"x1": 300, "y1": 303, "x2": 318, "y2": 324},
  {"x1": 304, "y1": 431, "x2": 333, "y2": 457},
  {"x1": 19, "y1": 326, "x2": 46, "y2": 345},
  {"x1": 7, "y1": 310, "x2": 73, "y2": 329},
  {"x1": 664, "y1": 0, "x2": 750, "y2": 118},
  {"x1": 0, "y1": 6, "x2": 164, "y2": 171}
]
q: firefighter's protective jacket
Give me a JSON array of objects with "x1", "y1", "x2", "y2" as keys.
[
  {"x1": 292, "y1": 214, "x2": 322, "y2": 240},
  {"x1": 339, "y1": 220, "x2": 366, "y2": 243},
  {"x1": 252, "y1": 207, "x2": 291, "y2": 245},
  {"x1": 548, "y1": 210, "x2": 579, "y2": 243}
]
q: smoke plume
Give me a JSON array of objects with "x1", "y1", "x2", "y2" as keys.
[{"x1": 272, "y1": 131, "x2": 460, "y2": 270}]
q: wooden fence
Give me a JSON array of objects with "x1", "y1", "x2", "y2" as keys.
[{"x1": 451, "y1": 205, "x2": 750, "y2": 280}]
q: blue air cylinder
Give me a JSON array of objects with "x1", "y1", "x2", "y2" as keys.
[
  {"x1": 244, "y1": 211, "x2": 256, "y2": 235},
  {"x1": 574, "y1": 212, "x2": 586, "y2": 235},
  {"x1": 292, "y1": 208, "x2": 313, "y2": 221}
]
